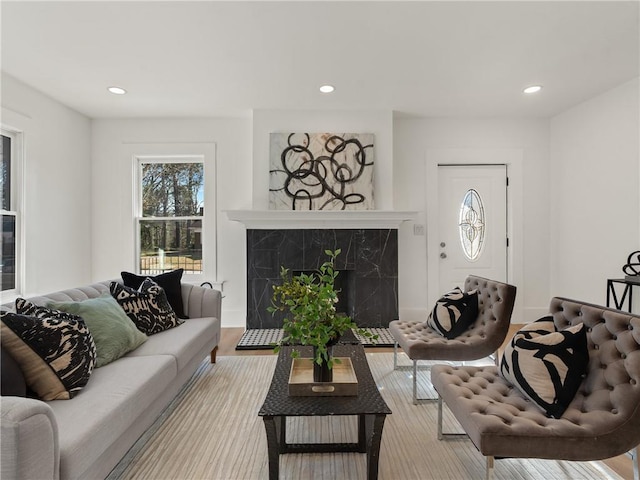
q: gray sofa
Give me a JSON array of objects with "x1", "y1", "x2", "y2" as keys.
[{"x1": 1, "y1": 280, "x2": 221, "y2": 480}]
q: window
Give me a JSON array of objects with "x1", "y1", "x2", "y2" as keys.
[
  {"x1": 136, "y1": 157, "x2": 205, "y2": 276},
  {"x1": 1, "y1": 130, "x2": 21, "y2": 293},
  {"x1": 458, "y1": 188, "x2": 485, "y2": 261}
]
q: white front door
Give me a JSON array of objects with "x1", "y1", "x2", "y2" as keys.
[{"x1": 437, "y1": 165, "x2": 508, "y2": 293}]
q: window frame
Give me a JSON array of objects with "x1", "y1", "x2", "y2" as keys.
[
  {"x1": 1, "y1": 128, "x2": 24, "y2": 297},
  {"x1": 133, "y1": 150, "x2": 212, "y2": 283}
]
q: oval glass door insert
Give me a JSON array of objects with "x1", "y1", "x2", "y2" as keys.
[{"x1": 458, "y1": 189, "x2": 485, "y2": 261}]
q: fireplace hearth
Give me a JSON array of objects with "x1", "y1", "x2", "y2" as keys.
[{"x1": 246, "y1": 228, "x2": 398, "y2": 329}]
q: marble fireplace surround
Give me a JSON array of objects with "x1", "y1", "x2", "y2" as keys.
[{"x1": 226, "y1": 210, "x2": 415, "y2": 330}]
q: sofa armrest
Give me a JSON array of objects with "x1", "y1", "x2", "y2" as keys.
[
  {"x1": 181, "y1": 283, "x2": 222, "y2": 320},
  {"x1": 1, "y1": 396, "x2": 60, "y2": 480}
]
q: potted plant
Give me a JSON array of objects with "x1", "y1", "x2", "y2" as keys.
[{"x1": 268, "y1": 249, "x2": 376, "y2": 382}]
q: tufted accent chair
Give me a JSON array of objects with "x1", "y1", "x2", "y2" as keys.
[
  {"x1": 431, "y1": 297, "x2": 640, "y2": 480},
  {"x1": 389, "y1": 275, "x2": 516, "y2": 404}
]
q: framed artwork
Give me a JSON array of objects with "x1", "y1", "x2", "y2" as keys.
[{"x1": 269, "y1": 132, "x2": 374, "y2": 210}]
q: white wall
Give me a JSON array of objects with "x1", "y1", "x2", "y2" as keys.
[
  {"x1": 1, "y1": 73, "x2": 92, "y2": 297},
  {"x1": 393, "y1": 117, "x2": 551, "y2": 323},
  {"x1": 91, "y1": 110, "x2": 394, "y2": 328},
  {"x1": 550, "y1": 78, "x2": 640, "y2": 304},
  {"x1": 90, "y1": 117, "x2": 252, "y2": 326},
  {"x1": 6, "y1": 71, "x2": 637, "y2": 326}
]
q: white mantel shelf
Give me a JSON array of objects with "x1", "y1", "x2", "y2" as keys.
[{"x1": 224, "y1": 210, "x2": 417, "y2": 229}]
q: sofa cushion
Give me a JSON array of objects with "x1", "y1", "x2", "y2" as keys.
[
  {"x1": 0, "y1": 310, "x2": 96, "y2": 400},
  {"x1": 122, "y1": 269, "x2": 187, "y2": 319},
  {"x1": 426, "y1": 287, "x2": 479, "y2": 339},
  {"x1": 126, "y1": 317, "x2": 218, "y2": 371},
  {"x1": 110, "y1": 279, "x2": 184, "y2": 335},
  {"x1": 49, "y1": 355, "x2": 176, "y2": 480},
  {"x1": 500, "y1": 317, "x2": 589, "y2": 418},
  {"x1": 48, "y1": 296, "x2": 147, "y2": 368}
]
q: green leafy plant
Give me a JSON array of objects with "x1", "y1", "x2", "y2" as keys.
[{"x1": 268, "y1": 249, "x2": 376, "y2": 369}]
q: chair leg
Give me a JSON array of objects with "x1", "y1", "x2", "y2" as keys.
[
  {"x1": 393, "y1": 342, "x2": 399, "y2": 369},
  {"x1": 412, "y1": 360, "x2": 438, "y2": 404},
  {"x1": 413, "y1": 360, "x2": 418, "y2": 404},
  {"x1": 393, "y1": 344, "x2": 438, "y2": 404},
  {"x1": 437, "y1": 395, "x2": 468, "y2": 440},
  {"x1": 437, "y1": 395, "x2": 444, "y2": 440},
  {"x1": 485, "y1": 456, "x2": 495, "y2": 480}
]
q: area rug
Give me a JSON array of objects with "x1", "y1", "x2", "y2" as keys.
[{"x1": 110, "y1": 353, "x2": 621, "y2": 480}]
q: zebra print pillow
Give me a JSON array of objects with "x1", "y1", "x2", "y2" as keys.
[
  {"x1": 1, "y1": 300, "x2": 97, "y2": 400},
  {"x1": 426, "y1": 287, "x2": 479, "y2": 339},
  {"x1": 500, "y1": 316, "x2": 589, "y2": 418},
  {"x1": 110, "y1": 279, "x2": 184, "y2": 335}
]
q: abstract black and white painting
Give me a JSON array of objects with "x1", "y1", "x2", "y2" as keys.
[{"x1": 269, "y1": 132, "x2": 374, "y2": 210}]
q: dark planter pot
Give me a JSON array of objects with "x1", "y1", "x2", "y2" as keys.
[
  {"x1": 312, "y1": 342, "x2": 337, "y2": 382},
  {"x1": 312, "y1": 349, "x2": 333, "y2": 382}
]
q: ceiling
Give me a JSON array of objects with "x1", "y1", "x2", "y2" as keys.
[{"x1": 2, "y1": 1, "x2": 639, "y2": 119}]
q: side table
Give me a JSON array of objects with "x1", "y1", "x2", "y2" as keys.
[{"x1": 606, "y1": 278, "x2": 640, "y2": 313}]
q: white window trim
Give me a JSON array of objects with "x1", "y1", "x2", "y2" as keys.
[
  {"x1": 129, "y1": 142, "x2": 217, "y2": 285},
  {"x1": 1, "y1": 127, "x2": 25, "y2": 299}
]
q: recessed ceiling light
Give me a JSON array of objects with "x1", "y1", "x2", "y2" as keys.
[
  {"x1": 319, "y1": 85, "x2": 335, "y2": 93},
  {"x1": 108, "y1": 86, "x2": 127, "y2": 95},
  {"x1": 523, "y1": 85, "x2": 542, "y2": 94}
]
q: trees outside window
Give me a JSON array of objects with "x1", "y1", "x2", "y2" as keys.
[{"x1": 137, "y1": 158, "x2": 204, "y2": 275}]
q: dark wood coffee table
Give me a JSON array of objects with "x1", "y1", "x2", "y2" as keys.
[{"x1": 258, "y1": 341, "x2": 391, "y2": 479}]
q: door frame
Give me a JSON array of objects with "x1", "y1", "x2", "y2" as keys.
[{"x1": 425, "y1": 148, "x2": 523, "y2": 322}]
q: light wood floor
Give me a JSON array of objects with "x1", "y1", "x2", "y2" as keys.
[{"x1": 218, "y1": 326, "x2": 634, "y2": 480}]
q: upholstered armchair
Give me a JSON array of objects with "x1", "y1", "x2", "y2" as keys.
[
  {"x1": 389, "y1": 275, "x2": 517, "y2": 404},
  {"x1": 432, "y1": 297, "x2": 640, "y2": 480}
]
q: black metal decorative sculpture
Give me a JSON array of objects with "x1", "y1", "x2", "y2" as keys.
[{"x1": 623, "y1": 251, "x2": 640, "y2": 280}]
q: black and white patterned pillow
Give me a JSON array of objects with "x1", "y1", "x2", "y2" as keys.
[
  {"x1": 426, "y1": 287, "x2": 479, "y2": 339},
  {"x1": 121, "y1": 269, "x2": 188, "y2": 319},
  {"x1": 110, "y1": 278, "x2": 184, "y2": 335},
  {"x1": 1, "y1": 300, "x2": 97, "y2": 400},
  {"x1": 500, "y1": 316, "x2": 589, "y2": 418},
  {"x1": 16, "y1": 297, "x2": 85, "y2": 323}
]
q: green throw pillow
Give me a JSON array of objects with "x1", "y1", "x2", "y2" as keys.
[{"x1": 48, "y1": 295, "x2": 147, "y2": 367}]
